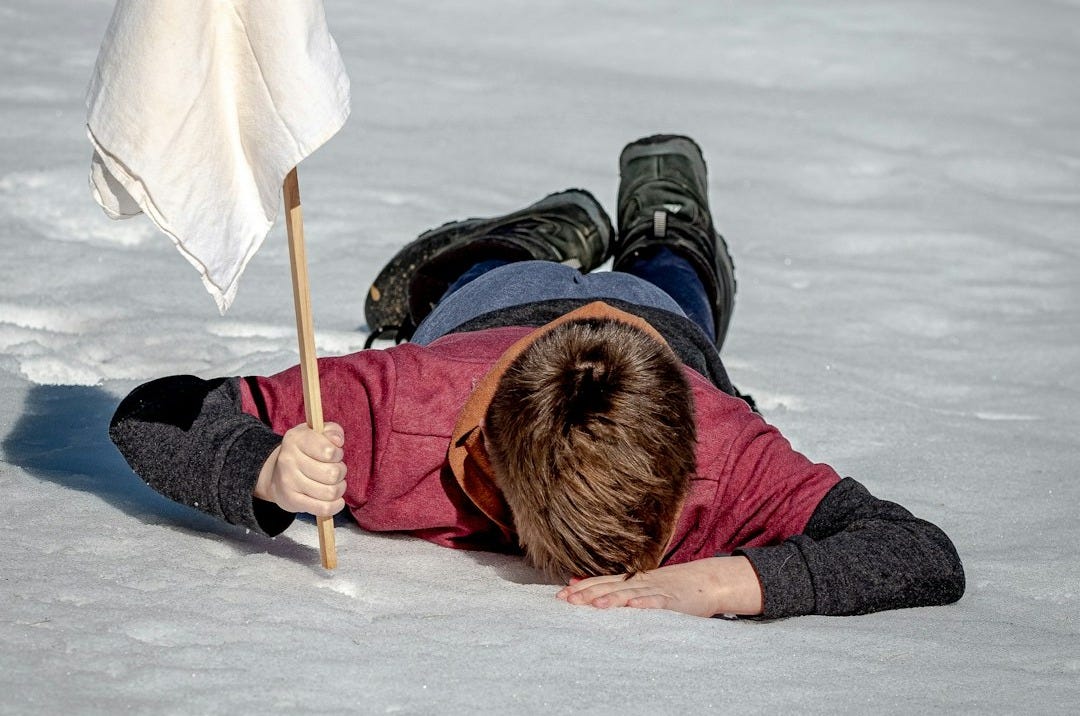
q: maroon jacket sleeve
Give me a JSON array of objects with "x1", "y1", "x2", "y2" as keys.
[
  {"x1": 712, "y1": 413, "x2": 842, "y2": 551},
  {"x1": 238, "y1": 352, "x2": 395, "y2": 520}
]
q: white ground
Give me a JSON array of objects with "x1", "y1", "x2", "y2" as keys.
[{"x1": 2, "y1": 0, "x2": 1078, "y2": 713}]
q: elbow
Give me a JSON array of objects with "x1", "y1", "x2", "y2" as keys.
[
  {"x1": 940, "y1": 542, "x2": 966, "y2": 605},
  {"x1": 928, "y1": 553, "x2": 965, "y2": 607},
  {"x1": 922, "y1": 524, "x2": 966, "y2": 607}
]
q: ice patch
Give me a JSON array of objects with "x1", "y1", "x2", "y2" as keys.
[
  {"x1": 316, "y1": 579, "x2": 361, "y2": 598},
  {"x1": 124, "y1": 620, "x2": 220, "y2": 648},
  {"x1": 207, "y1": 322, "x2": 294, "y2": 340},
  {"x1": 434, "y1": 75, "x2": 492, "y2": 93},
  {"x1": 944, "y1": 155, "x2": 1080, "y2": 202},
  {"x1": 789, "y1": 161, "x2": 901, "y2": 203},
  {"x1": 0, "y1": 84, "x2": 70, "y2": 102},
  {"x1": 0, "y1": 302, "x2": 85, "y2": 334},
  {"x1": 973, "y1": 412, "x2": 1042, "y2": 422},
  {"x1": 18, "y1": 355, "x2": 102, "y2": 386},
  {"x1": 0, "y1": 168, "x2": 155, "y2": 247},
  {"x1": 314, "y1": 330, "x2": 372, "y2": 355},
  {"x1": 203, "y1": 541, "x2": 239, "y2": 560},
  {"x1": 359, "y1": 188, "x2": 429, "y2": 208},
  {"x1": 743, "y1": 389, "x2": 805, "y2": 413},
  {"x1": 0, "y1": 301, "x2": 142, "y2": 384},
  {"x1": 876, "y1": 304, "x2": 956, "y2": 340},
  {"x1": 824, "y1": 231, "x2": 989, "y2": 258},
  {"x1": 207, "y1": 321, "x2": 370, "y2": 355}
]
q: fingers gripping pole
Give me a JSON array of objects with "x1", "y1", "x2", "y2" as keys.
[{"x1": 284, "y1": 167, "x2": 338, "y2": 570}]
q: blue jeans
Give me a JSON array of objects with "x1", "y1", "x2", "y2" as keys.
[{"x1": 410, "y1": 247, "x2": 716, "y2": 346}]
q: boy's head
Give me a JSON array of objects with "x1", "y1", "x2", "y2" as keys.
[{"x1": 484, "y1": 317, "x2": 696, "y2": 578}]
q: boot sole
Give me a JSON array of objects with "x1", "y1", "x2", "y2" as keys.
[
  {"x1": 364, "y1": 221, "x2": 469, "y2": 336},
  {"x1": 619, "y1": 135, "x2": 708, "y2": 184},
  {"x1": 364, "y1": 189, "x2": 609, "y2": 337}
]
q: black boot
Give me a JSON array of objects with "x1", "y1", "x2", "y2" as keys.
[
  {"x1": 365, "y1": 189, "x2": 613, "y2": 343},
  {"x1": 613, "y1": 135, "x2": 736, "y2": 346}
]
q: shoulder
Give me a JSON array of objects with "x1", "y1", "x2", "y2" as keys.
[
  {"x1": 685, "y1": 368, "x2": 762, "y2": 455},
  {"x1": 411, "y1": 326, "x2": 534, "y2": 361}
]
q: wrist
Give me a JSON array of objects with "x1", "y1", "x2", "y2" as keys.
[
  {"x1": 253, "y1": 445, "x2": 281, "y2": 503},
  {"x1": 705, "y1": 556, "x2": 764, "y2": 616}
]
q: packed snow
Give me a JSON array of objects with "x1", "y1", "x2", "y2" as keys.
[{"x1": 1, "y1": 0, "x2": 1078, "y2": 713}]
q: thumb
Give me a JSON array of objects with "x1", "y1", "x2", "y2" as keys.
[{"x1": 323, "y1": 422, "x2": 345, "y2": 447}]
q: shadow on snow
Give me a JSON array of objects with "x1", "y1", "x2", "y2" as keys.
[{"x1": 3, "y1": 383, "x2": 318, "y2": 564}]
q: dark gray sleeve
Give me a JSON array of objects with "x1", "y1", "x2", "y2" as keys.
[
  {"x1": 734, "y1": 477, "x2": 965, "y2": 618},
  {"x1": 109, "y1": 375, "x2": 294, "y2": 536}
]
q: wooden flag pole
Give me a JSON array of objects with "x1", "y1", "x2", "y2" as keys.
[{"x1": 284, "y1": 166, "x2": 338, "y2": 570}]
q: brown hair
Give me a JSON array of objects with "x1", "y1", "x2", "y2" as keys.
[{"x1": 484, "y1": 318, "x2": 696, "y2": 578}]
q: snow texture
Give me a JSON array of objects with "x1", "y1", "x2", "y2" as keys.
[{"x1": 1, "y1": 0, "x2": 1078, "y2": 713}]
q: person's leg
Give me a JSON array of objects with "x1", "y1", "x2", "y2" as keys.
[
  {"x1": 364, "y1": 189, "x2": 612, "y2": 344},
  {"x1": 410, "y1": 259, "x2": 687, "y2": 345},
  {"x1": 441, "y1": 258, "x2": 513, "y2": 297},
  {"x1": 613, "y1": 135, "x2": 736, "y2": 350},
  {"x1": 620, "y1": 246, "x2": 714, "y2": 340}
]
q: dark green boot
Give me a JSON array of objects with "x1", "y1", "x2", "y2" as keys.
[
  {"x1": 365, "y1": 189, "x2": 613, "y2": 343},
  {"x1": 614, "y1": 135, "x2": 736, "y2": 345}
]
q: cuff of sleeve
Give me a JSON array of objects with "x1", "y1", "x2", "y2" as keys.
[
  {"x1": 252, "y1": 497, "x2": 295, "y2": 537},
  {"x1": 734, "y1": 539, "x2": 817, "y2": 619},
  {"x1": 218, "y1": 425, "x2": 294, "y2": 536}
]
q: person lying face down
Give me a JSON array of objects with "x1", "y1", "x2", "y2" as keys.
[{"x1": 110, "y1": 135, "x2": 965, "y2": 619}]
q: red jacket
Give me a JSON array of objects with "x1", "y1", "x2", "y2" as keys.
[
  {"x1": 241, "y1": 316, "x2": 840, "y2": 565},
  {"x1": 109, "y1": 301, "x2": 963, "y2": 616}
]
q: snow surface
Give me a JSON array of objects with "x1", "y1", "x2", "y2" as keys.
[{"x1": 2, "y1": 0, "x2": 1079, "y2": 713}]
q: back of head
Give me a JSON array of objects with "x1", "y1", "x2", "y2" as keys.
[{"x1": 485, "y1": 318, "x2": 696, "y2": 578}]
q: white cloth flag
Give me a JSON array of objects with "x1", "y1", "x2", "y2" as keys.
[{"x1": 86, "y1": 0, "x2": 351, "y2": 312}]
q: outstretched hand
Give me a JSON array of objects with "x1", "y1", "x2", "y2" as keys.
[
  {"x1": 254, "y1": 422, "x2": 347, "y2": 517},
  {"x1": 556, "y1": 556, "x2": 763, "y2": 618}
]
